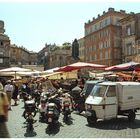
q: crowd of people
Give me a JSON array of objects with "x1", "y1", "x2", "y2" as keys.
[
  {"x1": 0, "y1": 76, "x2": 86, "y2": 137},
  {"x1": 1, "y1": 73, "x2": 139, "y2": 137}
]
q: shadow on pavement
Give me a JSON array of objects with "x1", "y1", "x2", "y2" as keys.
[
  {"x1": 23, "y1": 121, "x2": 38, "y2": 137},
  {"x1": 45, "y1": 122, "x2": 63, "y2": 136},
  {"x1": 24, "y1": 128, "x2": 37, "y2": 137},
  {"x1": 63, "y1": 116, "x2": 73, "y2": 125},
  {"x1": 86, "y1": 117, "x2": 140, "y2": 130}
]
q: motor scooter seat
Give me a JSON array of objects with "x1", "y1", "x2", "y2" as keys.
[{"x1": 25, "y1": 100, "x2": 35, "y2": 105}]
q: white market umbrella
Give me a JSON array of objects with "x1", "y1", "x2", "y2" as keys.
[
  {"x1": 42, "y1": 67, "x2": 60, "y2": 74},
  {"x1": 0, "y1": 67, "x2": 33, "y2": 79}
]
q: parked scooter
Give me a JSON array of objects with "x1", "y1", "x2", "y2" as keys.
[
  {"x1": 62, "y1": 101, "x2": 71, "y2": 122},
  {"x1": 33, "y1": 89, "x2": 41, "y2": 107},
  {"x1": 38, "y1": 99, "x2": 47, "y2": 122},
  {"x1": 22, "y1": 100, "x2": 37, "y2": 131},
  {"x1": 45, "y1": 102, "x2": 60, "y2": 130},
  {"x1": 21, "y1": 91, "x2": 32, "y2": 108},
  {"x1": 40, "y1": 91, "x2": 49, "y2": 103}
]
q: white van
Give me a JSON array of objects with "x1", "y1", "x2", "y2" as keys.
[{"x1": 85, "y1": 81, "x2": 140, "y2": 125}]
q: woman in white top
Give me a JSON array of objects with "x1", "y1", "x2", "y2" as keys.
[{"x1": 4, "y1": 80, "x2": 14, "y2": 110}]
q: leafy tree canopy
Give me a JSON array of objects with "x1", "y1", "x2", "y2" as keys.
[{"x1": 62, "y1": 42, "x2": 71, "y2": 50}]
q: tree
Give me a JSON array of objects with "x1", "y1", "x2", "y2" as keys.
[{"x1": 62, "y1": 42, "x2": 71, "y2": 50}]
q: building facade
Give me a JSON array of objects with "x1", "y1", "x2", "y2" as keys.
[
  {"x1": 84, "y1": 8, "x2": 128, "y2": 67},
  {"x1": 37, "y1": 44, "x2": 50, "y2": 70},
  {"x1": 49, "y1": 49, "x2": 72, "y2": 69},
  {"x1": 29, "y1": 51, "x2": 38, "y2": 65},
  {"x1": 120, "y1": 13, "x2": 140, "y2": 63},
  {"x1": 0, "y1": 20, "x2": 10, "y2": 69},
  {"x1": 10, "y1": 44, "x2": 30, "y2": 66}
]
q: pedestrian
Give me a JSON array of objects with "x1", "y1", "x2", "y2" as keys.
[
  {"x1": 12, "y1": 81, "x2": 19, "y2": 106},
  {"x1": 0, "y1": 82, "x2": 10, "y2": 138},
  {"x1": 4, "y1": 80, "x2": 14, "y2": 110},
  {"x1": 61, "y1": 93, "x2": 73, "y2": 112},
  {"x1": 0, "y1": 81, "x2": 3, "y2": 91}
]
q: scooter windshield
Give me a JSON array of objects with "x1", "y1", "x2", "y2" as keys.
[{"x1": 90, "y1": 85, "x2": 107, "y2": 97}]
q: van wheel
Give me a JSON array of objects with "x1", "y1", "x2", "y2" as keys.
[
  {"x1": 128, "y1": 111, "x2": 136, "y2": 122},
  {"x1": 87, "y1": 116, "x2": 97, "y2": 125}
]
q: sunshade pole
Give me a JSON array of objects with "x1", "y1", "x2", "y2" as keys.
[{"x1": 15, "y1": 71, "x2": 16, "y2": 80}]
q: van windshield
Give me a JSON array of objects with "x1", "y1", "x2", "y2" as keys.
[
  {"x1": 90, "y1": 85, "x2": 107, "y2": 97},
  {"x1": 83, "y1": 83, "x2": 95, "y2": 95}
]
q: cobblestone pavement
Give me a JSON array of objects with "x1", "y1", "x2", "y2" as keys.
[{"x1": 5, "y1": 99, "x2": 140, "y2": 138}]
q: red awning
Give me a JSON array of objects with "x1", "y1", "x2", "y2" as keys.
[
  {"x1": 54, "y1": 62, "x2": 107, "y2": 72},
  {"x1": 105, "y1": 61, "x2": 139, "y2": 71},
  {"x1": 134, "y1": 64, "x2": 140, "y2": 71}
]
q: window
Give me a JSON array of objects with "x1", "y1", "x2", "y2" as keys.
[
  {"x1": 105, "y1": 41, "x2": 108, "y2": 48},
  {"x1": 94, "y1": 54, "x2": 97, "y2": 60},
  {"x1": 100, "y1": 22, "x2": 102, "y2": 28},
  {"x1": 100, "y1": 42, "x2": 103, "y2": 49},
  {"x1": 126, "y1": 25, "x2": 131, "y2": 36},
  {"x1": 90, "y1": 36, "x2": 92, "y2": 43},
  {"x1": 90, "y1": 46, "x2": 92, "y2": 52},
  {"x1": 105, "y1": 30, "x2": 108, "y2": 37},
  {"x1": 94, "y1": 45, "x2": 96, "y2": 51},
  {"x1": 94, "y1": 35, "x2": 97, "y2": 42},
  {"x1": 0, "y1": 52, "x2": 3, "y2": 55},
  {"x1": 1, "y1": 42, "x2": 3, "y2": 46},
  {"x1": 115, "y1": 18, "x2": 120, "y2": 25},
  {"x1": 105, "y1": 51, "x2": 108, "y2": 59},
  {"x1": 100, "y1": 32, "x2": 103, "y2": 39},
  {"x1": 126, "y1": 43, "x2": 132, "y2": 55},
  {"x1": 0, "y1": 58, "x2": 3, "y2": 63},
  {"x1": 100, "y1": 52, "x2": 103, "y2": 60},
  {"x1": 105, "y1": 18, "x2": 108, "y2": 26},
  {"x1": 90, "y1": 55, "x2": 92, "y2": 61},
  {"x1": 91, "y1": 85, "x2": 107, "y2": 97},
  {"x1": 106, "y1": 86, "x2": 116, "y2": 97},
  {"x1": 90, "y1": 27, "x2": 92, "y2": 33},
  {"x1": 108, "y1": 16, "x2": 111, "y2": 25}
]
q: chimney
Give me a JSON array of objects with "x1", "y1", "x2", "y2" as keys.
[
  {"x1": 92, "y1": 17, "x2": 95, "y2": 21},
  {"x1": 130, "y1": 12, "x2": 135, "y2": 15},
  {"x1": 108, "y1": 8, "x2": 114, "y2": 11},
  {"x1": 120, "y1": 10, "x2": 126, "y2": 13},
  {"x1": 103, "y1": 11, "x2": 106, "y2": 14},
  {"x1": 88, "y1": 20, "x2": 91, "y2": 23},
  {"x1": 98, "y1": 14, "x2": 100, "y2": 17}
]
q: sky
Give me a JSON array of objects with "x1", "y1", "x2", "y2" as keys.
[{"x1": 0, "y1": 0, "x2": 140, "y2": 52}]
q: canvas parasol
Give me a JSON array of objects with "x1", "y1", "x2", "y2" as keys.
[
  {"x1": 105, "y1": 61, "x2": 139, "y2": 71},
  {"x1": 54, "y1": 62, "x2": 106, "y2": 72},
  {"x1": 0, "y1": 67, "x2": 33, "y2": 79}
]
